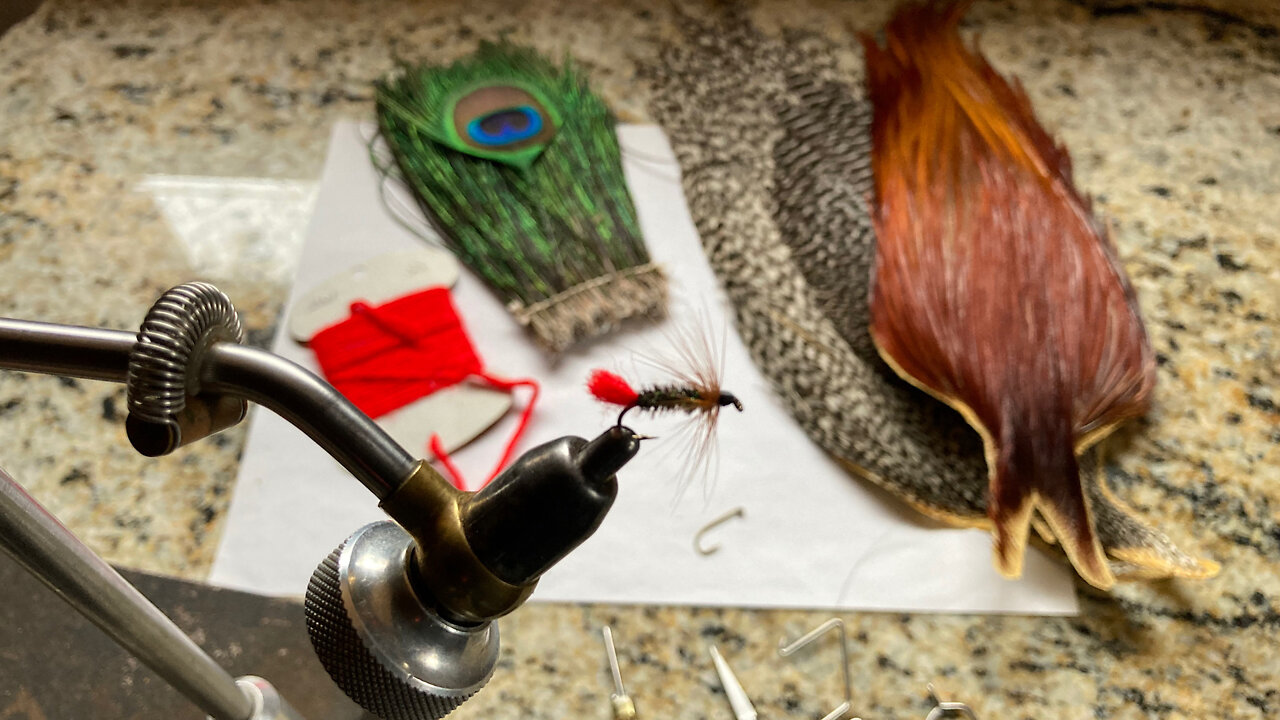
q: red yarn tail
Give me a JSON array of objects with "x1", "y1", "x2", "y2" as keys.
[
  {"x1": 587, "y1": 369, "x2": 639, "y2": 407},
  {"x1": 429, "y1": 434, "x2": 470, "y2": 491},
  {"x1": 430, "y1": 374, "x2": 540, "y2": 492}
]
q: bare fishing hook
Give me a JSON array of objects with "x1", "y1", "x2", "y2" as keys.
[
  {"x1": 694, "y1": 507, "x2": 745, "y2": 556},
  {"x1": 778, "y1": 618, "x2": 859, "y2": 720},
  {"x1": 924, "y1": 684, "x2": 978, "y2": 720}
]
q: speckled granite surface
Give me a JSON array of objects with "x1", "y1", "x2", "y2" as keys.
[{"x1": 0, "y1": 1, "x2": 1277, "y2": 717}]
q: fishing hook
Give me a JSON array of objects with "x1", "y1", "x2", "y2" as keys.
[
  {"x1": 778, "y1": 618, "x2": 858, "y2": 720},
  {"x1": 694, "y1": 507, "x2": 746, "y2": 556},
  {"x1": 924, "y1": 684, "x2": 978, "y2": 720}
]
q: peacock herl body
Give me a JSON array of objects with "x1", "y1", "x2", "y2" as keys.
[
  {"x1": 376, "y1": 42, "x2": 666, "y2": 353},
  {"x1": 643, "y1": 7, "x2": 1216, "y2": 588}
]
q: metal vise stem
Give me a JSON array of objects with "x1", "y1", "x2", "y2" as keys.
[{"x1": 0, "y1": 317, "x2": 416, "y2": 499}]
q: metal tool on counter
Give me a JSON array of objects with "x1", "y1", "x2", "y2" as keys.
[
  {"x1": 602, "y1": 626, "x2": 638, "y2": 720},
  {"x1": 0, "y1": 282, "x2": 641, "y2": 720},
  {"x1": 709, "y1": 645, "x2": 758, "y2": 720},
  {"x1": 776, "y1": 618, "x2": 979, "y2": 720},
  {"x1": 0, "y1": 464, "x2": 297, "y2": 720},
  {"x1": 779, "y1": 618, "x2": 859, "y2": 720}
]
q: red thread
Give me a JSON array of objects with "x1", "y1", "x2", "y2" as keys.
[
  {"x1": 587, "y1": 369, "x2": 639, "y2": 407},
  {"x1": 310, "y1": 287, "x2": 538, "y2": 490}
]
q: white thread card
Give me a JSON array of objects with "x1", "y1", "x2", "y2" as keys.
[
  {"x1": 288, "y1": 248, "x2": 461, "y2": 343},
  {"x1": 288, "y1": 248, "x2": 511, "y2": 455},
  {"x1": 209, "y1": 121, "x2": 1079, "y2": 615}
]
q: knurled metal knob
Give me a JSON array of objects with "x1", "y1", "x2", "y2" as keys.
[{"x1": 304, "y1": 522, "x2": 499, "y2": 720}]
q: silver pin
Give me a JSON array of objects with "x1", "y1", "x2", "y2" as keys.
[
  {"x1": 924, "y1": 684, "x2": 978, "y2": 720},
  {"x1": 709, "y1": 644, "x2": 758, "y2": 720},
  {"x1": 778, "y1": 618, "x2": 859, "y2": 720},
  {"x1": 602, "y1": 626, "x2": 637, "y2": 720},
  {"x1": 695, "y1": 507, "x2": 746, "y2": 555}
]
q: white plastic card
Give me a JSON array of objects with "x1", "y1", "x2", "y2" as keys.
[
  {"x1": 287, "y1": 247, "x2": 510, "y2": 458},
  {"x1": 377, "y1": 385, "x2": 512, "y2": 461},
  {"x1": 288, "y1": 248, "x2": 461, "y2": 343}
]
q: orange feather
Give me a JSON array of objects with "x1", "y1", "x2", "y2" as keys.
[{"x1": 863, "y1": 1, "x2": 1156, "y2": 589}]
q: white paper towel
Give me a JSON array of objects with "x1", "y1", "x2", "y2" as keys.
[{"x1": 208, "y1": 121, "x2": 1078, "y2": 615}]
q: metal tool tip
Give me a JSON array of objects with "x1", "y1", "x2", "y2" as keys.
[
  {"x1": 602, "y1": 626, "x2": 626, "y2": 696},
  {"x1": 707, "y1": 645, "x2": 757, "y2": 720}
]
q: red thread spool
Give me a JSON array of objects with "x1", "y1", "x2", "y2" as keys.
[{"x1": 310, "y1": 287, "x2": 538, "y2": 490}]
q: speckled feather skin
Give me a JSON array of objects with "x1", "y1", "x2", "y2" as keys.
[{"x1": 643, "y1": 10, "x2": 1216, "y2": 583}]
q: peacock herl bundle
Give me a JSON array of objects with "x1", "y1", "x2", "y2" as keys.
[
  {"x1": 376, "y1": 43, "x2": 667, "y2": 353},
  {"x1": 862, "y1": 2, "x2": 1156, "y2": 589}
]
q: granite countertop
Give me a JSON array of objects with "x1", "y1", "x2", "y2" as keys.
[{"x1": 1, "y1": 0, "x2": 1278, "y2": 717}]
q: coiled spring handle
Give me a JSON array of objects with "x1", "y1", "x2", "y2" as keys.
[{"x1": 126, "y1": 282, "x2": 248, "y2": 456}]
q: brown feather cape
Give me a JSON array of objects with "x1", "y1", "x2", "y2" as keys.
[{"x1": 863, "y1": 2, "x2": 1156, "y2": 588}]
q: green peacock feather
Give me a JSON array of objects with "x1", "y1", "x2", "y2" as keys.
[{"x1": 376, "y1": 42, "x2": 666, "y2": 353}]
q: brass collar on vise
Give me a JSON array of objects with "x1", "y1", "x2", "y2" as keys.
[{"x1": 379, "y1": 462, "x2": 535, "y2": 624}]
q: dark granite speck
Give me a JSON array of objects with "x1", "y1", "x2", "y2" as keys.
[
  {"x1": 1217, "y1": 252, "x2": 1250, "y2": 271},
  {"x1": 100, "y1": 394, "x2": 117, "y2": 422},
  {"x1": 110, "y1": 43, "x2": 153, "y2": 59}
]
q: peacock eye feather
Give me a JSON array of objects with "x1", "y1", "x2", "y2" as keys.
[
  {"x1": 374, "y1": 42, "x2": 668, "y2": 353},
  {"x1": 439, "y1": 82, "x2": 561, "y2": 169}
]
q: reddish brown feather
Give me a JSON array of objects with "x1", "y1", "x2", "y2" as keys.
[{"x1": 862, "y1": 2, "x2": 1155, "y2": 589}]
